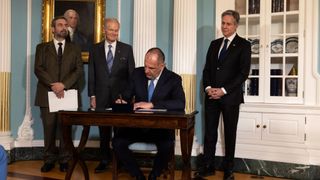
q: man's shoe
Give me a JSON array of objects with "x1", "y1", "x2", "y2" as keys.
[
  {"x1": 194, "y1": 164, "x2": 215, "y2": 177},
  {"x1": 223, "y1": 169, "x2": 235, "y2": 180},
  {"x1": 148, "y1": 171, "x2": 157, "y2": 180},
  {"x1": 94, "y1": 160, "x2": 108, "y2": 173},
  {"x1": 40, "y1": 163, "x2": 54, "y2": 172},
  {"x1": 59, "y1": 163, "x2": 68, "y2": 172}
]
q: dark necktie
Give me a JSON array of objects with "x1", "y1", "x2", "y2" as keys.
[
  {"x1": 219, "y1": 39, "x2": 229, "y2": 60},
  {"x1": 57, "y1": 42, "x2": 63, "y2": 80},
  {"x1": 106, "y1": 45, "x2": 114, "y2": 72},
  {"x1": 148, "y1": 80, "x2": 155, "y2": 102}
]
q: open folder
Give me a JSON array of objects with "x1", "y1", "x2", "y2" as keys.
[{"x1": 48, "y1": 89, "x2": 78, "y2": 112}]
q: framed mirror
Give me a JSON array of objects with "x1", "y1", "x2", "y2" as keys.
[{"x1": 42, "y1": 0, "x2": 105, "y2": 62}]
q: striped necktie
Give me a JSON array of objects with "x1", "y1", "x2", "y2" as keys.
[
  {"x1": 106, "y1": 45, "x2": 113, "y2": 72},
  {"x1": 148, "y1": 80, "x2": 154, "y2": 102}
]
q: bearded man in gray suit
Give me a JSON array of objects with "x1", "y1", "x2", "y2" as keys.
[{"x1": 34, "y1": 16, "x2": 84, "y2": 173}]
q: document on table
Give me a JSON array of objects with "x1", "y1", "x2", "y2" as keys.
[
  {"x1": 48, "y1": 89, "x2": 78, "y2": 112},
  {"x1": 135, "y1": 109, "x2": 167, "y2": 113}
]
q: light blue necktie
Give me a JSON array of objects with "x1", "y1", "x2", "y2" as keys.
[
  {"x1": 106, "y1": 45, "x2": 113, "y2": 72},
  {"x1": 219, "y1": 39, "x2": 229, "y2": 60},
  {"x1": 148, "y1": 80, "x2": 154, "y2": 102}
]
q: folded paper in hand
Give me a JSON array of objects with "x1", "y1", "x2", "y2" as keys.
[{"x1": 48, "y1": 89, "x2": 78, "y2": 112}]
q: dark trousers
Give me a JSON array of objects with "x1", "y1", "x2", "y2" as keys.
[
  {"x1": 112, "y1": 128, "x2": 174, "y2": 177},
  {"x1": 203, "y1": 101, "x2": 240, "y2": 169},
  {"x1": 40, "y1": 107, "x2": 70, "y2": 164},
  {"x1": 98, "y1": 126, "x2": 112, "y2": 161}
]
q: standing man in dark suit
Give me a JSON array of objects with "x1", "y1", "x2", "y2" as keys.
[
  {"x1": 195, "y1": 10, "x2": 251, "y2": 180},
  {"x1": 34, "y1": 16, "x2": 84, "y2": 173},
  {"x1": 112, "y1": 48, "x2": 185, "y2": 180},
  {"x1": 88, "y1": 18, "x2": 135, "y2": 173}
]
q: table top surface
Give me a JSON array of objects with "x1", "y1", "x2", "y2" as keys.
[{"x1": 59, "y1": 108, "x2": 198, "y2": 117}]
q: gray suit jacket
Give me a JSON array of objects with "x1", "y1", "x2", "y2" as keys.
[{"x1": 34, "y1": 41, "x2": 84, "y2": 107}]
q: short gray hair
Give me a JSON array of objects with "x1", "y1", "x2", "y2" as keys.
[
  {"x1": 221, "y1": 10, "x2": 240, "y2": 25},
  {"x1": 104, "y1": 18, "x2": 120, "y2": 29}
]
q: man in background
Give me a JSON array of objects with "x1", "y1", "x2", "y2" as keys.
[
  {"x1": 112, "y1": 48, "x2": 185, "y2": 180},
  {"x1": 34, "y1": 16, "x2": 83, "y2": 173},
  {"x1": 64, "y1": 9, "x2": 88, "y2": 51},
  {"x1": 195, "y1": 10, "x2": 251, "y2": 180},
  {"x1": 88, "y1": 18, "x2": 135, "y2": 173}
]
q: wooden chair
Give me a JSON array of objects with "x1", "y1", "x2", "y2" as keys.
[{"x1": 112, "y1": 142, "x2": 175, "y2": 180}]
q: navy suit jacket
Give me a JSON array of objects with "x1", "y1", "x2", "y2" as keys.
[
  {"x1": 88, "y1": 40, "x2": 135, "y2": 109},
  {"x1": 203, "y1": 34, "x2": 251, "y2": 105},
  {"x1": 117, "y1": 67, "x2": 185, "y2": 141},
  {"x1": 123, "y1": 67, "x2": 185, "y2": 111}
]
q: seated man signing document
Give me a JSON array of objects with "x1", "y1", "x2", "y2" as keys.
[{"x1": 112, "y1": 47, "x2": 185, "y2": 180}]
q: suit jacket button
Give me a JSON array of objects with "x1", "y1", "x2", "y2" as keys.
[{"x1": 217, "y1": 67, "x2": 220, "y2": 70}]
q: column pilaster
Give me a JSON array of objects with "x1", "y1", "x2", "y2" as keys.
[
  {"x1": 0, "y1": 0, "x2": 14, "y2": 149},
  {"x1": 172, "y1": 0, "x2": 197, "y2": 113},
  {"x1": 133, "y1": 0, "x2": 156, "y2": 66}
]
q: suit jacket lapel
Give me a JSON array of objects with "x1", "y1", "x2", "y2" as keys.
[
  {"x1": 62, "y1": 43, "x2": 71, "y2": 62},
  {"x1": 219, "y1": 34, "x2": 240, "y2": 62},
  {"x1": 152, "y1": 68, "x2": 168, "y2": 99},
  {"x1": 98, "y1": 42, "x2": 109, "y2": 74},
  {"x1": 214, "y1": 38, "x2": 223, "y2": 67},
  {"x1": 48, "y1": 41, "x2": 57, "y2": 58},
  {"x1": 144, "y1": 77, "x2": 149, "y2": 100}
]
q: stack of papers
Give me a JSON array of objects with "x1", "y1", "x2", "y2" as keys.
[{"x1": 48, "y1": 89, "x2": 78, "y2": 112}]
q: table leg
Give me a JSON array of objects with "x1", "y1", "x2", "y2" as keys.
[
  {"x1": 63, "y1": 124, "x2": 75, "y2": 180},
  {"x1": 180, "y1": 126, "x2": 195, "y2": 180},
  {"x1": 64, "y1": 125, "x2": 90, "y2": 180}
]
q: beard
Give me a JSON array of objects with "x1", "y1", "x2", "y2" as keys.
[{"x1": 56, "y1": 29, "x2": 68, "y2": 39}]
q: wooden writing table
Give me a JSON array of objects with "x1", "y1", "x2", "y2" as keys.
[{"x1": 59, "y1": 110, "x2": 197, "y2": 180}]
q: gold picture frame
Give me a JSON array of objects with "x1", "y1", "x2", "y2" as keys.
[{"x1": 41, "y1": 0, "x2": 105, "y2": 62}]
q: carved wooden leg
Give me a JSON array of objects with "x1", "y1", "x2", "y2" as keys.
[{"x1": 180, "y1": 126, "x2": 195, "y2": 180}]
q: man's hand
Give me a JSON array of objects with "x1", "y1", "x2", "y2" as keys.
[
  {"x1": 115, "y1": 99, "x2": 128, "y2": 104},
  {"x1": 56, "y1": 90, "x2": 65, "y2": 99},
  {"x1": 133, "y1": 102, "x2": 153, "y2": 110},
  {"x1": 206, "y1": 87, "x2": 225, "y2": 99},
  {"x1": 51, "y1": 82, "x2": 65, "y2": 98},
  {"x1": 90, "y1": 96, "x2": 96, "y2": 109}
]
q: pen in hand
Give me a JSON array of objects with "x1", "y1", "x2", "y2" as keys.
[
  {"x1": 131, "y1": 95, "x2": 135, "y2": 104},
  {"x1": 119, "y1": 94, "x2": 123, "y2": 104}
]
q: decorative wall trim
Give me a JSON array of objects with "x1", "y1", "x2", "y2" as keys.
[{"x1": 17, "y1": 0, "x2": 34, "y2": 146}]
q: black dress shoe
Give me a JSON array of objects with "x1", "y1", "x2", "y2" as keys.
[
  {"x1": 40, "y1": 163, "x2": 54, "y2": 172},
  {"x1": 194, "y1": 164, "x2": 215, "y2": 177},
  {"x1": 94, "y1": 160, "x2": 108, "y2": 173},
  {"x1": 135, "y1": 174, "x2": 146, "y2": 180},
  {"x1": 59, "y1": 163, "x2": 68, "y2": 172},
  {"x1": 148, "y1": 171, "x2": 157, "y2": 180},
  {"x1": 223, "y1": 170, "x2": 235, "y2": 180}
]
